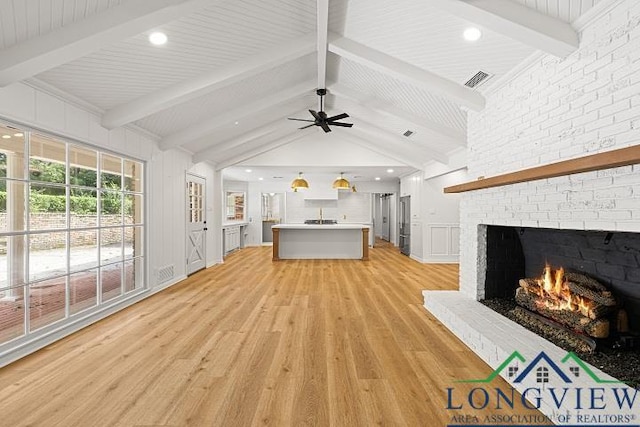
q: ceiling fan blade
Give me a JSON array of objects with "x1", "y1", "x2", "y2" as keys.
[
  {"x1": 320, "y1": 122, "x2": 332, "y2": 133},
  {"x1": 326, "y1": 113, "x2": 349, "y2": 121},
  {"x1": 309, "y1": 109, "x2": 321, "y2": 121},
  {"x1": 288, "y1": 117, "x2": 315, "y2": 122},
  {"x1": 330, "y1": 122, "x2": 353, "y2": 127},
  {"x1": 299, "y1": 124, "x2": 316, "y2": 129}
]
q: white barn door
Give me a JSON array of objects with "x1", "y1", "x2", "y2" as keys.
[{"x1": 186, "y1": 174, "x2": 206, "y2": 275}]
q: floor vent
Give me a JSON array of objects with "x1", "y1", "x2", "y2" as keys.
[
  {"x1": 403, "y1": 130, "x2": 414, "y2": 137},
  {"x1": 464, "y1": 70, "x2": 492, "y2": 89},
  {"x1": 157, "y1": 265, "x2": 175, "y2": 284}
]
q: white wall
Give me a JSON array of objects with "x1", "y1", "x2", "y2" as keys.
[
  {"x1": 421, "y1": 169, "x2": 466, "y2": 263},
  {"x1": 460, "y1": 0, "x2": 640, "y2": 298}
]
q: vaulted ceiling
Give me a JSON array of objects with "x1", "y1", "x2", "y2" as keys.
[{"x1": 0, "y1": 0, "x2": 602, "y2": 181}]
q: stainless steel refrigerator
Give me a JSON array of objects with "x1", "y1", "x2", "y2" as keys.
[{"x1": 399, "y1": 196, "x2": 410, "y2": 255}]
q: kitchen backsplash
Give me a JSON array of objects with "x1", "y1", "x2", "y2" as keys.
[{"x1": 285, "y1": 192, "x2": 372, "y2": 223}]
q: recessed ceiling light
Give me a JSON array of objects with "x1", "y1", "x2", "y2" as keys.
[
  {"x1": 386, "y1": 169, "x2": 394, "y2": 173},
  {"x1": 148, "y1": 32, "x2": 168, "y2": 46},
  {"x1": 13, "y1": 133, "x2": 23, "y2": 137},
  {"x1": 463, "y1": 27, "x2": 482, "y2": 42},
  {"x1": 375, "y1": 177, "x2": 381, "y2": 181},
  {"x1": 258, "y1": 177, "x2": 264, "y2": 181},
  {"x1": 234, "y1": 121, "x2": 239, "y2": 125},
  {"x1": 245, "y1": 169, "x2": 252, "y2": 173},
  {"x1": 1, "y1": 135, "x2": 10, "y2": 139}
]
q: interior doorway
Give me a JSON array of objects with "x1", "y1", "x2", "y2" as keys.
[
  {"x1": 186, "y1": 174, "x2": 206, "y2": 275},
  {"x1": 261, "y1": 192, "x2": 284, "y2": 245},
  {"x1": 372, "y1": 193, "x2": 396, "y2": 245}
]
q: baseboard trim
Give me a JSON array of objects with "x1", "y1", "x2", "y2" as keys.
[{"x1": 410, "y1": 254, "x2": 425, "y2": 263}]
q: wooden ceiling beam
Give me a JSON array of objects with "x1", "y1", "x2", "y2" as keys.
[
  {"x1": 427, "y1": 0, "x2": 578, "y2": 58},
  {"x1": 317, "y1": 0, "x2": 329, "y2": 90},
  {"x1": 329, "y1": 83, "x2": 466, "y2": 146},
  {"x1": 0, "y1": 0, "x2": 213, "y2": 87},
  {"x1": 350, "y1": 120, "x2": 449, "y2": 165},
  {"x1": 328, "y1": 34, "x2": 485, "y2": 111},
  {"x1": 213, "y1": 129, "x2": 316, "y2": 170},
  {"x1": 194, "y1": 120, "x2": 301, "y2": 161},
  {"x1": 347, "y1": 130, "x2": 425, "y2": 171},
  {"x1": 102, "y1": 33, "x2": 316, "y2": 129},
  {"x1": 160, "y1": 81, "x2": 316, "y2": 150}
]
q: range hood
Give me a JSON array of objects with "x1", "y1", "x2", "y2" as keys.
[{"x1": 303, "y1": 188, "x2": 338, "y2": 200}]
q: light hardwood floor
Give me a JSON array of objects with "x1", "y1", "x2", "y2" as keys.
[{"x1": 0, "y1": 240, "x2": 548, "y2": 426}]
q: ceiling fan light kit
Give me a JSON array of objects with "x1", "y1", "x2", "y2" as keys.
[{"x1": 288, "y1": 89, "x2": 353, "y2": 133}]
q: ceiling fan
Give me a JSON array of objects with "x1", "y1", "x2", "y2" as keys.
[{"x1": 287, "y1": 89, "x2": 353, "y2": 133}]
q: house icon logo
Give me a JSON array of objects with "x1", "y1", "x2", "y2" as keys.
[
  {"x1": 455, "y1": 351, "x2": 622, "y2": 384},
  {"x1": 446, "y1": 351, "x2": 638, "y2": 425}
]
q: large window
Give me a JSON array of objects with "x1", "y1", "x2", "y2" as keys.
[{"x1": 0, "y1": 123, "x2": 145, "y2": 345}]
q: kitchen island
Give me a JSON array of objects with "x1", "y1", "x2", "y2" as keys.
[{"x1": 272, "y1": 224, "x2": 370, "y2": 261}]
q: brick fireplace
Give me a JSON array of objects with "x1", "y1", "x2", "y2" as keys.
[{"x1": 423, "y1": 0, "x2": 640, "y2": 423}]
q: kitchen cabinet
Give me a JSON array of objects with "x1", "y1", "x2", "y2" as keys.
[
  {"x1": 400, "y1": 172, "x2": 422, "y2": 220},
  {"x1": 223, "y1": 225, "x2": 243, "y2": 255},
  {"x1": 410, "y1": 221, "x2": 423, "y2": 260},
  {"x1": 302, "y1": 188, "x2": 338, "y2": 200}
]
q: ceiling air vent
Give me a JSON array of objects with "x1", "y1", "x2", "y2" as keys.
[
  {"x1": 403, "y1": 130, "x2": 414, "y2": 137},
  {"x1": 464, "y1": 70, "x2": 492, "y2": 89}
]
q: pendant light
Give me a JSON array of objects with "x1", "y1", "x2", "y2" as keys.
[
  {"x1": 291, "y1": 172, "x2": 309, "y2": 192},
  {"x1": 332, "y1": 172, "x2": 350, "y2": 190}
]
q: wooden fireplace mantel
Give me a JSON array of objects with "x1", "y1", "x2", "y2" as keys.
[{"x1": 444, "y1": 144, "x2": 640, "y2": 193}]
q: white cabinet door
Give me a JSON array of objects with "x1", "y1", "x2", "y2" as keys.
[
  {"x1": 410, "y1": 222, "x2": 423, "y2": 259},
  {"x1": 410, "y1": 172, "x2": 422, "y2": 221},
  {"x1": 400, "y1": 176, "x2": 410, "y2": 197}
]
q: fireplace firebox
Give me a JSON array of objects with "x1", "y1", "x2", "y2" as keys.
[{"x1": 483, "y1": 226, "x2": 640, "y2": 336}]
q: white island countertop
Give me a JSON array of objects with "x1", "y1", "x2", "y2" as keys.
[{"x1": 272, "y1": 223, "x2": 368, "y2": 230}]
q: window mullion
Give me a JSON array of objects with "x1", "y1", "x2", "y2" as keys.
[
  {"x1": 96, "y1": 153, "x2": 102, "y2": 306},
  {"x1": 65, "y1": 143, "x2": 70, "y2": 320}
]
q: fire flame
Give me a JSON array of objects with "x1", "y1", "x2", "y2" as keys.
[{"x1": 535, "y1": 265, "x2": 594, "y2": 317}]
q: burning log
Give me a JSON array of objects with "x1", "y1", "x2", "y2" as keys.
[
  {"x1": 518, "y1": 279, "x2": 613, "y2": 320},
  {"x1": 566, "y1": 280, "x2": 616, "y2": 307},
  {"x1": 515, "y1": 287, "x2": 609, "y2": 338},
  {"x1": 511, "y1": 306, "x2": 596, "y2": 353},
  {"x1": 564, "y1": 272, "x2": 608, "y2": 292}
]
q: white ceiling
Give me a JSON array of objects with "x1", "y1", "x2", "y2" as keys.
[{"x1": 0, "y1": 0, "x2": 602, "y2": 182}]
